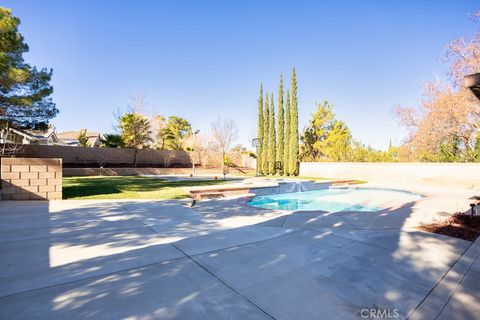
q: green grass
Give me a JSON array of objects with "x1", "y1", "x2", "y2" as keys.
[
  {"x1": 345, "y1": 179, "x2": 368, "y2": 185},
  {"x1": 242, "y1": 174, "x2": 367, "y2": 184},
  {"x1": 63, "y1": 176, "x2": 230, "y2": 200},
  {"x1": 240, "y1": 174, "x2": 330, "y2": 180},
  {"x1": 278, "y1": 176, "x2": 367, "y2": 184}
]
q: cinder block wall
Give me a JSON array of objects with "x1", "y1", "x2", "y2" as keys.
[
  {"x1": 1, "y1": 158, "x2": 62, "y2": 200},
  {"x1": 13, "y1": 144, "x2": 191, "y2": 167},
  {"x1": 300, "y1": 162, "x2": 480, "y2": 189},
  {"x1": 2, "y1": 144, "x2": 255, "y2": 169}
]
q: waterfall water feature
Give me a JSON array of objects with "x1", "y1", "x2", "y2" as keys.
[
  {"x1": 295, "y1": 181, "x2": 304, "y2": 193},
  {"x1": 281, "y1": 180, "x2": 318, "y2": 194}
]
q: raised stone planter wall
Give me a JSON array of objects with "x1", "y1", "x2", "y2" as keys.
[{"x1": 1, "y1": 158, "x2": 62, "y2": 200}]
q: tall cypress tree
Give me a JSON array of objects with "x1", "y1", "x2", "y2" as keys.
[
  {"x1": 276, "y1": 75, "x2": 285, "y2": 175},
  {"x1": 284, "y1": 89, "x2": 291, "y2": 176},
  {"x1": 257, "y1": 84, "x2": 264, "y2": 174},
  {"x1": 262, "y1": 93, "x2": 269, "y2": 174},
  {"x1": 290, "y1": 68, "x2": 299, "y2": 175},
  {"x1": 268, "y1": 93, "x2": 276, "y2": 175}
]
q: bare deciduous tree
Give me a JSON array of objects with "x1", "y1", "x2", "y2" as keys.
[
  {"x1": 184, "y1": 132, "x2": 206, "y2": 169},
  {"x1": 210, "y1": 117, "x2": 239, "y2": 174},
  {"x1": 394, "y1": 11, "x2": 480, "y2": 161}
]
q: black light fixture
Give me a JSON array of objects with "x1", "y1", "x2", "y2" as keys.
[
  {"x1": 465, "y1": 73, "x2": 480, "y2": 100},
  {"x1": 191, "y1": 130, "x2": 200, "y2": 176}
]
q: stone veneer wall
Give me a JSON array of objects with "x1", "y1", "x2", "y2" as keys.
[{"x1": 1, "y1": 158, "x2": 62, "y2": 200}]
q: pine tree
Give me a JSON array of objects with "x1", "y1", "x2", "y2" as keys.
[
  {"x1": 257, "y1": 84, "x2": 264, "y2": 174},
  {"x1": 268, "y1": 93, "x2": 276, "y2": 174},
  {"x1": 290, "y1": 68, "x2": 299, "y2": 175},
  {"x1": 276, "y1": 74, "x2": 285, "y2": 175},
  {"x1": 262, "y1": 93, "x2": 269, "y2": 174},
  {"x1": 0, "y1": 8, "x2": 58, "y2": 129},
  {"x1": 284, "y1": 89, "x2": 291, "y2": 175}
]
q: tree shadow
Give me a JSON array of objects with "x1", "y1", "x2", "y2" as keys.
[
  {"x1": 188, "y1": 197, "x2": 473, "y2": 319},
  {"x1": 0, "y1": 195, "x2": 475, "y2": 319},
  {"x1": 0, "y1": 200, "x2": 268, "y2": 319}
]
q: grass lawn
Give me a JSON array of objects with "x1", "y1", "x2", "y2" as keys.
[
  {"x1": 63, "y1": 176, "x2": 230, "y2": 200},
  {"x1": 252, "y1": 175, "x2": 331, "y2": 180},
  {"x1": 243, "y1": 174, "x2": 367, "y2": 184}
]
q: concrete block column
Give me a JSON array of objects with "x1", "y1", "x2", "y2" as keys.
[{"x1": 1, "y1": 158, "x2": 62, "y2": 200}]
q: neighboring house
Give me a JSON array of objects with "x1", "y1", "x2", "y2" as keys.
[
  {"x1": 57, "y1": 130, "x2": 101, "y2": 147},
  {"x1": 0, "y1": 126, "x2": 64, "y2": 145}
]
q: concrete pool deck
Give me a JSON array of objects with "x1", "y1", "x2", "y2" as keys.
[{"x1": 0, "y1": 185, "x2": 479, "y2": 319}]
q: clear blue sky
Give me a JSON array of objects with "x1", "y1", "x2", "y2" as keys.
[{"x1": 4, "y1": 0, "x2": 479, "y2": 149}]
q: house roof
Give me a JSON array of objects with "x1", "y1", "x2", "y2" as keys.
[
  {"x1": 57, "y1": 131, "x2": 100, "y2": 139},
  {"x1": 57, "y1": 130, "x2": 101, "y2": 146},
  {"x1": 7, "y1": 126, "x2": 64, "y2": 144},
  {"x1": 10, "y1": 127, "x2": 51, "y2": 140}
]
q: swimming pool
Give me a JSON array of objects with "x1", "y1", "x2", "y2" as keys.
[{"x1": 247, "y1": 188, "x2": 421, "y2": 212}]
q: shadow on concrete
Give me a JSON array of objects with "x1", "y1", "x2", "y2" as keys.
[{"x1": 0, "y1": 197, "x2": 474, "y2": 319}]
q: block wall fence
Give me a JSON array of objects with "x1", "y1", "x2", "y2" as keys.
[
  {"x1": 300, "y1": 162, "x2": 480, "y2": 189},
  {"x1": 5, "y1": 144, "x2": 255, "y2": 169},
  {"x1": 14, "y1": 144, "x2": 191, "y2": 167},
  {"x1": 1, "y1": 158, "x2": 62, "y2": 200}
]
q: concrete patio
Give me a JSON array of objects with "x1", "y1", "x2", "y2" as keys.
[{"x1": 0, "y1": 192, "x2": 479, "y2": 319}]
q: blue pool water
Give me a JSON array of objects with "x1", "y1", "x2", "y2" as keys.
[{"x1": 248, "y1": 188, "x2": 420, "y2": 212}]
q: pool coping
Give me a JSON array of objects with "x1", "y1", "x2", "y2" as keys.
[
  {"x1": 187, "y1": 179, "x2": 360, "y2": 200},
  {"x1": 240, "y1": 185, "x2": 425, "y2": 213}
]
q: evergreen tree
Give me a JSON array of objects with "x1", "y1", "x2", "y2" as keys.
[
  {"x1": 118, "y1": 112, "x2": 153, "y2": 167},
  {"x1": 160, "y1": 116, "x2": 192, "y2": 150},
  {"x1": 119, "y1": 112, "x2": 152, "y2": 149},
  {"x1": 276, "y1": 75, "x2": 285, "y2": 175},
  {"x1": 290, "y1": 68, "x2": 299, "y2": 175},
  {"x1": 284, "y1": 89, "x2": 291, "y2": 175},
  {"x1": 299, "y1": 101, "x2": 351, "y2": 162},
  {"x1": 262, "y1": 93, "x2": 269, "y2": 174},
  {"x1": 257, "y1": 84, "x2": 264, "y2": 174},
  {"x1": 0, "y1": 7, "x2": 58, "y2": 129},
  {"x1": 268, "y1": 93, "x2": 276, "y2": 174},
  {"x1": 100, "y1": 134, "x2": 125, "y2": 148},
  {"x1": 77, "y1": 129, "x2": 91, "y2": 147}
]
